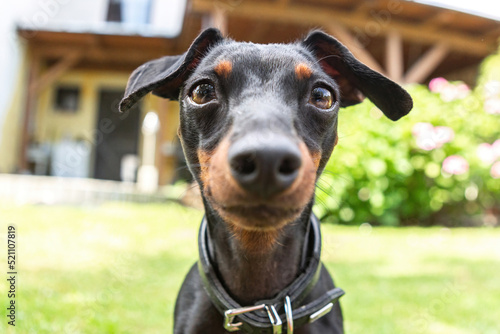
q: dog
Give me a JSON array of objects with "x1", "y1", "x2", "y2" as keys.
[{"x1": 120, "y1": 28, "x2": 412, "y2": 334}]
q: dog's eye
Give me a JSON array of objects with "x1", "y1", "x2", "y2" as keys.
[
  {"x1": 309, "y1": 87, "x2": 334, "y2": 109},
  {"x1": 190, "y1": 83, "x2": 216, "y2": 104}
]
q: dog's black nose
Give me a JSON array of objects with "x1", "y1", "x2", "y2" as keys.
[{"x1": 228, "y1": 136, "x2": 302, "y2": 198}]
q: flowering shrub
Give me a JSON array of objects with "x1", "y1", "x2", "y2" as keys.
[{"x1": 314, "y1": 54, "x2": 500, "y2": 226}]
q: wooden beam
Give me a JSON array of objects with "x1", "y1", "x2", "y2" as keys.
[
  {"x1": 31, "y1": 45, "x2": 172, "y2": 64},
  {"x1": 190, "y1": 0, "x2": 496, "y2": 56},
  {"x1": 328, "y1": 23, "x2": 385, "y2": 74},
  {"x1": 424, "y1": 10, "x2": 456, "y2": 28},
  {"x1": 485, "y1": 26, "x2": 500, "y2": 39},
  {"x1": 202, "y1": 7, "x2": 228, "y2": 35},
  {"x1": 354, "y1": 1, "x2": 376, "y2": 15},
  {"x1": 157, "y1": 98, "x2": 168, "y2": 185},
  {"x1": 385, "y1": 30, "x2": 404, "y2": 82},
  {"x1": 29, "y1": 51, "x2": 81, "y2": 95},
  {"x1": 278, "y1": 0, "x2": 291, "y2": 7},
  {"x1": 19, "y1": 50, "x2": 81, "y2": 170},
  {"x1": 19, "y1": 55, "x2": 41, "y2": 171},
  {"x1": 248, "y1": 24, "x2": 270, "y2": 42},
  {"x1": 403, "y1": 43, "x2": 449, "y2": 83}
]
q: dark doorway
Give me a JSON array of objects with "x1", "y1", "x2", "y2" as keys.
[{"x1": 94, "y1": 90, "x2": 140, "y2": 181}]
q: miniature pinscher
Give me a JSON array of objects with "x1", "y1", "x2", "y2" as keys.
[{"x1": 120, "y1": 28, "x2": 412, "y2": 333}]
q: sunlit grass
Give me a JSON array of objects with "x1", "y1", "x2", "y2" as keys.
[
  {"x1": 321, "y1": 224, "x2": 500, "y2": 334},
  {"x1": 0, "y1": 202, "x2": 498, "y2": 333}
]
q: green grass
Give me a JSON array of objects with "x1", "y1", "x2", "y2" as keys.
[{"x1": 0, "y1": 202, "x2": 499, "y2": 333}]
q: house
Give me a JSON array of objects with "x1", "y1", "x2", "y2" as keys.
[
  {"x1": 0, "y1": 0, "x2": 498, "y2": 188},
  {"x1": 0, "y1": 0, "x2": 187, "y2": 186}
]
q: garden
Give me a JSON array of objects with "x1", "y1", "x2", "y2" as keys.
[
  {"x1": 1, "y1": 45, "x2": 499, "y2": 334},
  {"x1": 316, "y1": 52, "x2": 500, "y2": 227},
  {"x1": 0, "y1": 202, "x2": 499, "y2": 334}
]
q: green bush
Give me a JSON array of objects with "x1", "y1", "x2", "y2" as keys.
[{"x1": 314, "y1": 54, "x2": 500, "y2": 226}]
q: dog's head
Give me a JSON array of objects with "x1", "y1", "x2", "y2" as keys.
[{"x1": 121, "y1": 28, "x2": 412, "y2": 232}]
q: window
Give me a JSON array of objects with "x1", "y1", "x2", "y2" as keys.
[
  {"x1": 106, "y1": 0, "x2": 122, "y2": 22},
  {"x1": 54, "y1": 86, "x2": 80, "y2": 112},
  {"x1": 106, "y1": 0, "x2": 152, "y2": 25}
]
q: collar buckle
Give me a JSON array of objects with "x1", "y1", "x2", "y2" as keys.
[
  {"x1": 265, "y1": 304, "x2": 282, "y2": 334},
  {"x1": 223, "y1": 304, "x2": 266, "y2": 332},
  {"x1": 223, "y1": 303, "x2": 284, "y2": 333}
]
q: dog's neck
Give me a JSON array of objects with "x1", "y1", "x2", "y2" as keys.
[{"x1": 204, "y1": 200, "x2": 314, "y2": 305}]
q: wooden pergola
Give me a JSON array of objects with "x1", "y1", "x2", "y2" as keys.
[
  {"x1": 16, "y1": 0, "x2": 500, "y2": 174},
  {"x1": 16, "y1": 28, "x2": 185, "y2": 171},
  {"x1": 185, "y1": 0, "x2": 500, "y2": 84}
]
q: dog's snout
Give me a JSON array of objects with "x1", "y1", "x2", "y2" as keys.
[{"x1": 228, "y1": 136, "x2": 302, "y2": 198}]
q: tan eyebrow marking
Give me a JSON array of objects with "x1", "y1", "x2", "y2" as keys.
[
  {"x1": 214, "y1": 60, "x2": 233, "y2": 78},
  {"x1": 295, "y1": 63, "x2": 313, "y2": 80}
]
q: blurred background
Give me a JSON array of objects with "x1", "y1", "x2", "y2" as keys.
[{"x1": 0, "y1": 0, "x2": 499, "y2": 333}]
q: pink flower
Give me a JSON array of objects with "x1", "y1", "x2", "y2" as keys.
[
  {"x1": 412, "y1": 122, "x2": 436, "y2": 150},
  {"x1": 477, "y1": 140, "x2": 500, "y2": 164},
  {"x1": 433, "y1": 126, "x2": 455, "y2": 145},
  {"x1": 440, "y1": 84, "x2": 469, "y2": 102},
  {"x1": 493, "y1": 140, "x2": 500, "y2": 158},
  {"x1": 412, "y1": 122, "x2": 433, "y2": 137},
  {"x1": 484, "y1": 98, "x2": 500, "y2": 114},
  {"x1": 429, "y1": 77, "x2": 448, "y2": 93},
  {"x1": 416, "y1": 136, "x2": 437, "y2": 150},
  {"x1": 477, "y1": 143, "x2": 496, "y2": 164},
  {"x1": 442, "y1": 155, "x2": 469, "y2": 175},
  {"x1": 455, "y1": 83, "x2": 470, "y2": 99},
  {"x1": 412, "y1": 123, "x2": 455, "y2": 151},
  {"x1": 491, "y1": 162, "x2": 500, "y2": 179},
  {"x1": 484, "y1": 81, "x2": 500, "y2": 99}
]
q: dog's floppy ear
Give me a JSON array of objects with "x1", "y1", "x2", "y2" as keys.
[
  {"x1": 119, "y1": 28, "x2": 224, "y2": 113},
  {"x1": 302, "y1": 30, "x2": 412, "y2": 121}
]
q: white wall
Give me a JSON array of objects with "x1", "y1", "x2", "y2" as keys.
[
  {"x1": 17, "y1": 0, "x2": 107, "y2": 27},
  {"x1": 0, "y1": 2, "x2": 30, "y2": 138},
  {"x1": 0, "y1": 0, "x2": 105, "y2": 122},
  {"x1": 16, "y1": 0, "x2": 186, "y2": 34},
  {"x1": 0, "y1": 0, "x2": 186, "y2": 170},
  {"x1": 151, "y1": 0, "x2": 187, "y2": 36}
]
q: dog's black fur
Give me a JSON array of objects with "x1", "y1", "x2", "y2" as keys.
[{"x1": 121, "y1": 28, "x2": 412, "y2": 334}]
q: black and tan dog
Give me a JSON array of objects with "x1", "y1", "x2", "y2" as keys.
[{"x1": 120, "y1": 28, "x2": 412, "y2": 334}]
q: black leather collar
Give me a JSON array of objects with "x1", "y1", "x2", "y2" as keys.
[{"x1": 197, "y1": 214, "x2": 345, "y2": 333}]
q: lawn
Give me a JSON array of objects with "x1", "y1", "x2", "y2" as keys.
[{"x1": 0, "y1": 202, "x2": 499, "y2": 334}]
